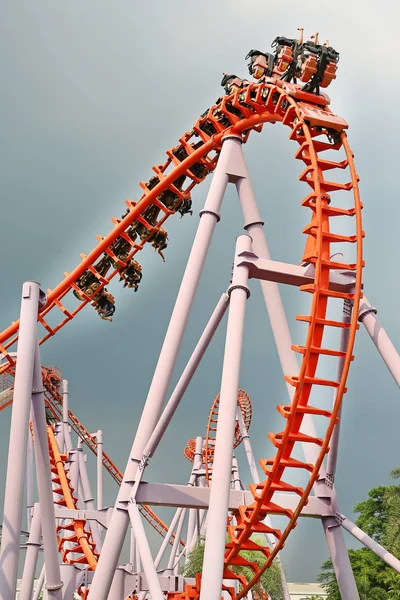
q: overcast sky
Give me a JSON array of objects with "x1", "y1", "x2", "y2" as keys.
[{"x1": 1, "y1": 0, "x2": 400, "y2": 584}]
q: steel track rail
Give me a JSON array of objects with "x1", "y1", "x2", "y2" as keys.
[{"x1": 0, "y1": 79, "x2": 363, "y2": 599}]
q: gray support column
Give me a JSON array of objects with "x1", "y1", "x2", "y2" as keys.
[
  {"x1": 89, "y1": 137, "x2": 243, "y2": 599},
  {"x1": 0, "y1": 281, "x2": 42, "y2": 600},
  {"x1": 31, "y1": 346, "x2": 63, "y2": 599},
  {"x1": 200, "y1": 235, "x2": 251, "y2": 600}
]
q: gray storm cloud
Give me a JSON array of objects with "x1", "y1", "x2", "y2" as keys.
[{"x1": 0, "y1": 0, "x2": 399, "y2": 581}]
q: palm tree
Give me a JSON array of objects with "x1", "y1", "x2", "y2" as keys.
[{"x1": 181, "y1": 535, "x2": 283, "y2": 600}]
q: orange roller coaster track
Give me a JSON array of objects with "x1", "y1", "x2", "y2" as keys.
[
  {"x1": 41, "y1": 368, "x2": 185, "y2": 548},
  {"x1": 204, "y1": 389, "x2": 252, "y2": 486},
  {"x1": 184, "y1": 390, "x2": 252, "y2": 484},
  {"x1": 47, "y1": 426, "x2": 98, "y2": 599},
  {"x1": 0, "y1": 76, "x2": 363, "y2": 599}
]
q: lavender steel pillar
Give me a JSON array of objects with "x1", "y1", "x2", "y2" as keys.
[
  {"x1": 27, "y1": 430, "x2": 34, "y2": 530},
  {"x1": 77, "y1": 449, "x2": 102, "y2": 552},
  {"x1": 0, "y1": 281, "x2": 42, "y2": 600},
  {"x1": 200, "y1": 235, "x2": 251, "y2": 600},
  {"x1": 323, "y1": 506, "x2": 361, "y2": 600},
  {"x1": 106, "y1": 567, "x2": 125, "y2": 600},
  {"x1": 141, "y1": 294, "x2": 229, "y2": 468},
  {"x1": 326, "y1": 300, "x2": 352, "y2": 482},
  {"x1": 339, "y1": 513, "x2": 400, "y2": 572},
  {"x1": 359, "y1": 296, "x2": 400, "y2": 388},
  {"x1": 154, "y1": 508, "x2": 181, "y2": 567},
  {"x1": 89, "y1": 136, "x2": 240, "y2": 600},
  {"x1": 231, "y1": 456, "x2": 241, "y2": 491},
  {"x1": 167, "y1": 508, "x2": 186, "y2": 573},
  {"x1": 186, "y1": 504, "x2": 196, "y2": 553},
  {"x1": 59, "y1": 565, "x2": 78, "y2": 600},
  {"x1": 129, "y1": 527, "x2": 135, "y2": 568},
  {"x1": 54, "y1": 422, "x2": 64, "y2": 453},
  {"x1": 136, "y1": 538, "x2": 141, "y2": 574},
  {"x1": 62, "y1": 379, "x2": 73, "y2": 452},
  {"x1": 128, "y1": 502, "x2": 164, "y2": 600},
  {"x1": 186, "y1": 437, "x2": 204, "y2": 554},
  {"x1": 30, "y1": 346, "x2": 63, "y2": 598},
  {"x1": 33, "y1": 566, "x2": 45, "y2": 600},
  {"x1": 97, "y1": 430, "x2": 103, "y2": 510},
  {"x1": 68, "y1": 450, "x2": 80, "y2": 505},
  {"x1": 237, "y1": 408, "x2": 291, "y2": 600},
  {"x1": 19, "y1": 504, "x2": 41, "y2": 600}
]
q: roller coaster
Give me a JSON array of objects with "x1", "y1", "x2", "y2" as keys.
[{"x1": 1, "y1": 29, "x2": 400, "y2": 600}]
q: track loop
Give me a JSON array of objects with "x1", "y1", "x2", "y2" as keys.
[
  {"x1": 166, "y1": 83, "x2": 363, "y2": 600},
  {"x1": 184, "y1": 390, "x2": 252, "y2": 487}
]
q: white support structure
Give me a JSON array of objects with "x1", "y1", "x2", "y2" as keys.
[{"x1": 3, "y1": 122, "x2": 400, "y2": 600}]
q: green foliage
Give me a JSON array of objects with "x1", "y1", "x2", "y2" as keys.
[
  {"x1": 353, "y1": 485, "x2": 390, "y2": 544},
  {"x1": 318, "y1": 476, "x2": 400, "y2": 599},
  {"x1": 181, "y1": 537, "x2": 207, "y2": 579},
  {"x1": 182, "y1": 535, "x2": 283, "y2": 600}
]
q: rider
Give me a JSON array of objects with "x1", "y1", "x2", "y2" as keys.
[
  {"x1": 93, "y1": 289, "x2": 116, "y2": 322},
  {"x1": 119, "y1": 259, "x2": 142, "y2": 291}
]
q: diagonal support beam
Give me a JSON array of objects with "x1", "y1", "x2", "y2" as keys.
[{"x1": 358, "y1": 296, "x2": 400, "y2": 388}]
